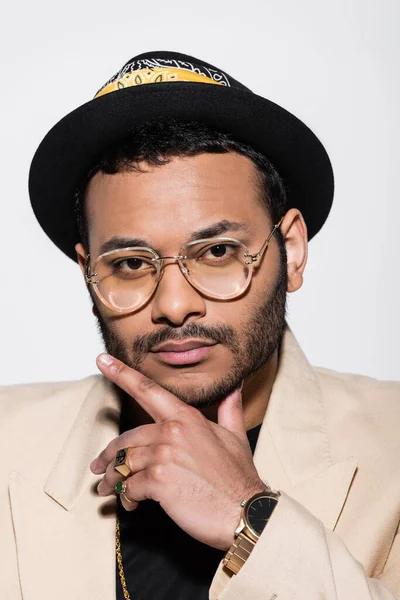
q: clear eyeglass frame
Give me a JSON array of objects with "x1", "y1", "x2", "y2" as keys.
[{"x1": 85, "y1": 218, "x2": 283, "y2": 315}]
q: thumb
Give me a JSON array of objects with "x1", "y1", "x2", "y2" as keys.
[{"x1": 217, "y1": 387, "x2": 246, "y2": 439}]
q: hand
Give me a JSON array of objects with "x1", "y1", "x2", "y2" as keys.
[{"x1": 91, "y1": 353, "x2": 267, "y2": 550}]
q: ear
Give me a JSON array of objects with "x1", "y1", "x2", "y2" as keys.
[
  {"x1": 279, "y1": 209, "x2": 308, "y2": 293},
  {"x1": 75, "y1": 242, "x2": 88, "y2": 277}
]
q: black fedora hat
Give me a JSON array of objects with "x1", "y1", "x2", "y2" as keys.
[{"x1": 29, "y1": 50, "x2": 334, "y2": 261}]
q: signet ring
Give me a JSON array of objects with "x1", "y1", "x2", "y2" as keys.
[{"x1": 114, "y1": 448, "x2": 133, "y2": 477}]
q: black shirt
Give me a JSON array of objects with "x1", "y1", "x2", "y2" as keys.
[{"x1": 116, "y1": 416, "x2": 261, "y2": 600}]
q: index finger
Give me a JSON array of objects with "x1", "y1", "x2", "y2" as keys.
[{"x1": 96, "y1": 353, "x2": 187, "y2": 422}]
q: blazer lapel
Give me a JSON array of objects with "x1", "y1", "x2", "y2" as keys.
[
  {"x1": 210, "y1": 326, "x2": 358, "y2": 599},
  {"x1": 9, "y1": 377, "x2": 121, "y2": 600},
  {"x1": 253, "y1": 326, "x2": 358, "y2": 530}
]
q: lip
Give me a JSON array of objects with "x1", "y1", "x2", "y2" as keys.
[
  {"x1": 151, "y1": 339, "x2": 216, "y2": 353},
  {"x1": 151, "y1": 339, "x2": 217, "y2": 366}
]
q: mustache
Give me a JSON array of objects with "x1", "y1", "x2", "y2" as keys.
[{"x1": 133, "y1": 322, "x2": 240, "y2": 357}]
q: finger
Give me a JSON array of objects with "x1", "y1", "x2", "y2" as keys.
[
  {"x1": 91, "y1": 423, "x2": 161, "y2": 473},
  {"x1": 97, "y1": 458, "x2": 124, "y2": 497},
  {"x1": 97, "y1": 447, "x2": 152, "y2": 496},
  {"x1": 217, "y1": 388, "x2": 247, "y2": 439},
  {"x1": 124, "y1": 468, "x2": 154, "y2": 504},
  {"x1": 96, "y1": 353, "x2": 187, "y2": 422},
  {"x1": 119, "y1": 493, "x2": 139, "y2": 512},
  {"x1": 118, "y1": 462, "x2": 164, "y2": 512}
]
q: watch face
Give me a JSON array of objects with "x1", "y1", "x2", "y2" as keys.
[{"x1": 246, "y1": 495, "x2": 278, "y2": 536}]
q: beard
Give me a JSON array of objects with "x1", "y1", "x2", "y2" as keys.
[{"x1": 93, "y1": 253, "x2": 288, "y2": 408}]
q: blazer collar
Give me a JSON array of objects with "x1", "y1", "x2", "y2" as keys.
[{"x1": 44, "y1": 376, "x2": 121, "y2": 510}]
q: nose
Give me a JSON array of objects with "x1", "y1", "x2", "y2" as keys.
[{"x1": 151, "y1": 262, "x2": 206, "y2": 326}]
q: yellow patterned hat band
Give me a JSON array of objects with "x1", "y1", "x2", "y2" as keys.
[
  {"x1": 95, "y1": 56, "x2": 232, "y2": 99},
  {"x1": 96, "y1": 67, "x2": 223, "y2": 98}
]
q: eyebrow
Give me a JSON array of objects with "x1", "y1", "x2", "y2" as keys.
[
  {"x1": 98, "y1": 220, "x2": 250, "y2": 255},
  {"x1": 188, "y1": 220, "x2": 250, "y2": 241},
  {"x1": 99, "y1": 237, "x2": 149, "y2": 255}
]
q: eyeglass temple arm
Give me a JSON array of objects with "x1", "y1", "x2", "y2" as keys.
[
  {"x1": 85, "y1": 255, "x2": 100, "y2": 285},
  {"x1": 247, "y1": 217, "x2": 284, "y2": 263}
]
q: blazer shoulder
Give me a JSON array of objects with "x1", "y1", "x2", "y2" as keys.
[
  {"x1": 0, "y1": 375, "x2": 114, "y2": 492},
  {"x1": 0, "y1": 375, "x2": 101, "y2": 423},
  {"x1": 313, "y1": 366, "x2": 400, "y2": 406},
  {"x1": 313, "y1": 366, "x2": 400, "y2": 459}
]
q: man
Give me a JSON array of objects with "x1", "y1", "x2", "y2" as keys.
[{"x1": 1, "y1": 51, "x2": 399, "y2": 600}]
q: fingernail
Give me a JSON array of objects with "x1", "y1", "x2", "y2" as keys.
[{"x1": 97, "y1": 353, "x2": 114, "y2": 366}]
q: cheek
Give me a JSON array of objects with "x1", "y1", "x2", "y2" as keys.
[
  {"x1": 111, "y1": 313, "x2": 148, "y2": 342},
  {"x1": 222, "y1": 259, "x2": 281, "y2": 313},
  {"x1": 250, "y1": 245, "x2": 283, "y2": 294},
  {"x1": 98, "y1": 309, "x2": 151, "y2": 360}
]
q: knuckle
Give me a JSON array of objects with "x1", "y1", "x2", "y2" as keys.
[
  {"x1": 137, "y1": 376, "x2": 158, "y2": 393},
  {"x1": 110, "y1": 361, "x2": 125, "y2": 376},
  {"x1": 148, "y1": 464, "x2": 165, "y2": 482},
  {"x1": 155, "y1": 444, "x2": 171, "y2": 463},
  {"x1": 164, "y1": 420, "x2": 183, "y2": 440},
  {"x1": 189, "y1": 406, "x2": 204, "y2": 423}
]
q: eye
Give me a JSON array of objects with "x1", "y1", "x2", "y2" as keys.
[
  {"x1": 196, "y1": 243, "x2": 240, "y2": 265},
  {"x1": 209, "y1": 244, "x2": 227, "y2": 258},
  {"x1": 114, "y1": 257, "x2": 147, "y2": 271},
  {"x1": 110, "y1": 255, "x2": 156, "y2": 279}
]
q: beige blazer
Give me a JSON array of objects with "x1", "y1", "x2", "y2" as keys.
[{"x1": 1, "y1": 327, "x2": 399, "y2": 600}]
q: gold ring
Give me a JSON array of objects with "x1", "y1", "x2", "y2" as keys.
[
  {"x1": 122, "y1": 493, "x2": 133, "y2": 504},
  {"x1": 114, "y1": 448, "x2": 133, "y2": 477}
]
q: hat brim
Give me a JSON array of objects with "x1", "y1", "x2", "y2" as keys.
[{"x1": 29, "y1": 82, "x2": 334, "y2": 261}]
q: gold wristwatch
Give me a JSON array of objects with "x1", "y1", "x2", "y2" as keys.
[{"x1": 223, "y1": 489, "x2": 281, "y2": 574}]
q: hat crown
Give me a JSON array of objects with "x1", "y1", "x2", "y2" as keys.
[{"x1": 95, "y1": 50, "x2": 250, "y2": 97}]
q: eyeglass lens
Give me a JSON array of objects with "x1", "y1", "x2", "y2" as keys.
[{"x1": 93, "y1": 240, "x2": 251, "y2": 311}]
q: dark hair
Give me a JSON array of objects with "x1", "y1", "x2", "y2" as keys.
[{"x1": 74, "y1": 119, "x2": 288, "y2": 250}]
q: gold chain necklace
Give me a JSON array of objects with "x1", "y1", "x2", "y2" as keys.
[{"x1": 116, "y1": 516, "x2": 131, "y2": 600}]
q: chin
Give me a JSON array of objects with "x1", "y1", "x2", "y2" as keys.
[
  {"x1": 149, "y1": 370, "x2": 239, "y2": 408},
  {"x1": 155, "y1": 371, "x2": 215, "y2": 397}
]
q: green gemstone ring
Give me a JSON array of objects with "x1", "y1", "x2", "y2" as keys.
[{"x1": 115, "y1": 481, "x2": 127, "y2": 495}]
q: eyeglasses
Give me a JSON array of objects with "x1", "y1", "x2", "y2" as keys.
[{"x1": 85, "y1": 218, "x2": 283, "y2": 314}]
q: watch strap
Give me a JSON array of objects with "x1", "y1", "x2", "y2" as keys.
[
  {"x1": 222, "y1": 532, "x2": 256, "y2": 574},
  {"x1": 223, "y1": 489, "x2": 280, "y2": 575}
]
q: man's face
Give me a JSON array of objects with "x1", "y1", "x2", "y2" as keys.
[{"x1": 80, "y1": 153, "x2": 287, "y2": 407}]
